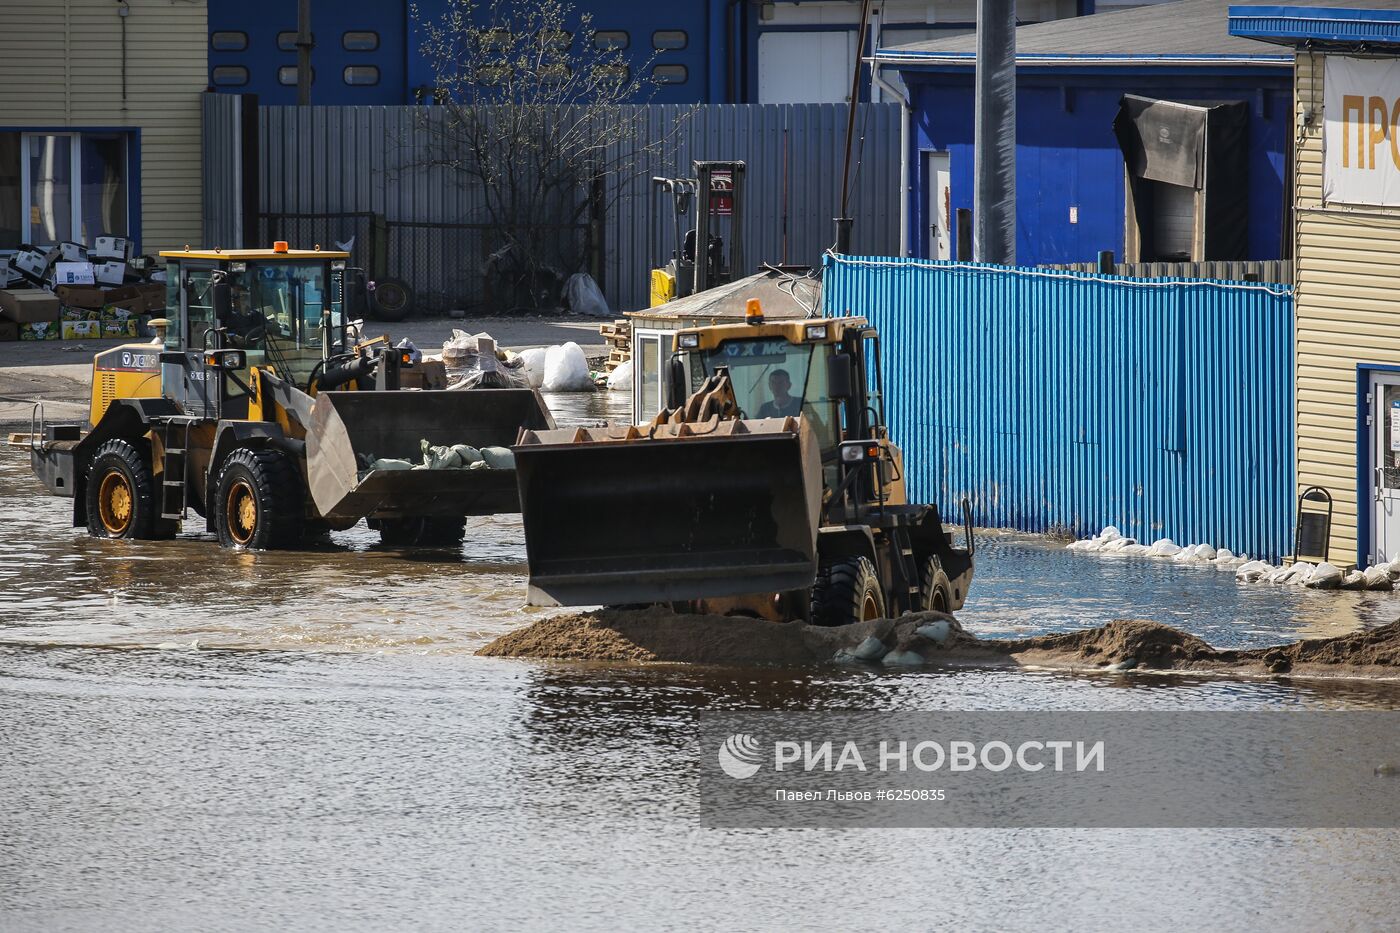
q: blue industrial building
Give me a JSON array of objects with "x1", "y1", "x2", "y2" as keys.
[
  {"x1": 206, "y1": 0, "x2": 1100, "y2": 106},
  {"x1": 876, "y1": 0, "x2": 1294, "y2": 266}
]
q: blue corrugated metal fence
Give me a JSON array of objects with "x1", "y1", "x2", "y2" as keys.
[{"x1": 823, "y1": 255, "x2": 1296, "y2": 561}]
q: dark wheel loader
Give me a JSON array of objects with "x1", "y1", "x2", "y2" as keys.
[
  {"x1": 514, "y1": 307, "x2": 974, "y2": 626},
  {"x1": 20, "y1": 245, "x2": 554, "y2": 550}
]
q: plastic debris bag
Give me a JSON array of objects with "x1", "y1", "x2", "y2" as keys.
[
  {"x1": 442, "y1": 330, "x2": 530, "y2": 390},
  {"x1": 368, "y1": 458, "x2": 413, "y2": 471},
  {"x1": 518, "y1": 347, "x2": 547, "y2": 389},
  {"x1": 564, "y1": 272, "x2": 611, "y2": 317},
  {"x1": 396, "y1": 337, "x2": 422, "y2": 364},
  {"x1": 606, "y1": 359, "x2": 633, "y2": 392},
  {"x1": 542, "y1": 341, "x2": 592, "y2": 391}
]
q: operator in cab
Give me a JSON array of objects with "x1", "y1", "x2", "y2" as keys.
[{"x1": 757, "y1": 369, "x2": 802, "y2": 418}]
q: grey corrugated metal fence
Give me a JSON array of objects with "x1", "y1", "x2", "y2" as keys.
[
  {"x1": 1042, "y1": 260, "x2": 1294, "y2": 285},
  {"x1": 824, "y1": 255, "x2": 1297, "y2": 561},
  {"x1": 201, "y1": 92, "x2": 245, "y2": 248},
  {"x1": 248, "y1": 103, "x2": 900, "y2": 313}
]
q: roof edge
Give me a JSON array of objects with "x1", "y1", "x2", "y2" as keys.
[
  {"x1": 874, "y1": 48, "x2": 1294, "y2": 67},
  {"x1": 1229, "y1": 4, "x2": 1400, "y2": 48}
]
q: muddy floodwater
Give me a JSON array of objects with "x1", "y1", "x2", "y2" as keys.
[{"x1": 4, "y1": 388, "x2": 1400, "y2": 931}]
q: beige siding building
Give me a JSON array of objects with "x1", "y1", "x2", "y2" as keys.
[
  {"x1": 0, "y1": 0, "x2": 207, "y2": 255},
  {"x1": 1234, "y1": 1, "x2": 1400, "y2": 567}
]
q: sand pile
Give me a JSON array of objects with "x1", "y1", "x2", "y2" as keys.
[{"x1": 480, "y1": 610, "x2": 1400, "y2": 679}]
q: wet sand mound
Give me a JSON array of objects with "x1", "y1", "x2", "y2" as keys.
[{"x1": 481, "y1": 610, "x2": 1400, "y2": 679}]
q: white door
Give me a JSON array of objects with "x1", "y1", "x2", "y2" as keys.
[
  {"x1": 927, "y1": 152, "x2": 951, "y2": 260},
  {"x1": 757, "y1": 31, "x2": 855, "y2": 104},
  {"x1": 1372, "y1": 374, "x2": 1400, "y2": 564}
]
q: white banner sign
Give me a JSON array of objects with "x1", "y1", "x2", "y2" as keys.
[{"x1": 1324, "y1": 56, "x2": 1400, "y2": 206}]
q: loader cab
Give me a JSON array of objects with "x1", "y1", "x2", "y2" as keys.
[
  {"x1": 671, "y1": 316, "x2": 874, "y2": 462},
  {"x1": 158, "y1": 245, "x2": 352, "y2": 412}
]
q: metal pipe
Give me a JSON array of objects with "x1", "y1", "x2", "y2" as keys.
[
  {"x1": 297, "y1": 0, "x2": 313, "y2": 106},
  {"x1": 973, "y1": 0, "x2": 1016, "y2": 264},
  {"x1": 836, "y1": 0, "x2": 875, "y2": 247}
]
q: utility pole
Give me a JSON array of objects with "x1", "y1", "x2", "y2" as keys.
[
  {"x1": 835, "y1": 0, "x2": 875, "y2": 254},
  {"x1": 973, "y1": 0, "x2": 1016, "y2": 264},
  {"x1": 296, "y1": 0, "x2": 313, "y2": 106}
]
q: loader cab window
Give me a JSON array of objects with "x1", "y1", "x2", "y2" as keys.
[
  {"x1": 176, "y1": 264, "x2": 220, "y2": 351},
  {"x1": 693, "y1": 337, "x2": 839, "y2": 451},
  {"x1": 248, "y1": 262, "x2": 331, "y2": 350}
]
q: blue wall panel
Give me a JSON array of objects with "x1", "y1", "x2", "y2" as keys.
[
  {"x1": 901, "y1": 70, "x2": 1293, "y2": 266},
  {"x1": 823, "y1": 255, "x2": 1296, "y2": 560}
]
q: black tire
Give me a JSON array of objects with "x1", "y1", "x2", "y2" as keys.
[
  {"x1": 86, "y1": 439, "x2": 162, "y2": 539},
  {"x1": 809, "y1": 556, "x2": 887, "y2": 627},
  {"x1": 919, "y1": 553, "x2": 954, "y2": 614},
  {"x1": 374, "y1": 515, "x2": 467, "y2": 547},
  {"x1": 370, "y1": 277, "x2": 412, "y2": 322},
  {"x1": 214, "y1": 447, "x2": 304, "y2": 550}
]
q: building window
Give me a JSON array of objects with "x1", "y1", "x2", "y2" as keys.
[
  {"x1": 212, "y1": 66, "x2": 249, "y2": 87},
  {"x1": 211, "y1": 31, "x2": 248, "y2": 52},
  {"x1": 279, "y1": 66, "x2": 314, "y2": 86},
  {"x1": 342, "y1": 30, "x2": 379, "y2": 51},
  {"x1": 593, "y1": 30, "x2": 629, "y2": 50},
  {"x1": 593, "y1": 63, "x2": 629, "y2": 84},
  {"x1": 538, "y1": 29, "x2": 571, "y2": 50},
  {"x1": 277, "y1": 31, "x2": 312, "y2": 52},
  {"x1": 652, "y1": 64, "x2": 687, "y2": 84},
  {"x1": 652, "y1": 30, "x2": 687, "y2": 50},
  {"x1": 343, "y1": 65, "x2": 380, "y2": 86},
  {"x1": 0, "y1": 131, "x2": 131, "y2": 250}
]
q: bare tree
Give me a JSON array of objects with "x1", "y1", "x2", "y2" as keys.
[{"x1": 411, "y1": 0, "x2": 688, "y2": 311}]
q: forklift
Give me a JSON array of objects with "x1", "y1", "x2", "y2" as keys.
[{"x1": 649, "y1": 160, "x2": 746, "y2": 307}]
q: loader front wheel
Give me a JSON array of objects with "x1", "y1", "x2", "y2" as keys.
[
  {"x1": 215, "y1": 447, "x2": 304, "y2": 550},
  {"x1": 809, "y1": 556, "x2": 887, "y2": 627},
  {"x1": 919, "y1": 554, "x2": 954, "y2": 614},
  {"x1": 86, "y1": 439, "x2": 159, "y2": 540},
  {"x1": 373, "y1": 516, "x2": 467, "y2": 548}
]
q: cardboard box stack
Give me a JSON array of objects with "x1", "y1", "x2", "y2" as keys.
[{"x1": 0, "y1": 238, "x2": 163, "y2": 341}]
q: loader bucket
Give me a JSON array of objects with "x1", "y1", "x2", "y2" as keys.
[
  {"x1": 306, "y1": 388, "x2": 554, "y2": 523},
  {"x1": 514, "y1": 417, "x2": 823, "y2": 607}
]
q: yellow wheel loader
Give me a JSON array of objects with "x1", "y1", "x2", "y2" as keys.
[
  {"x1": 514, "y1": 305, "x2": 974, "y2": 626},
  {"x1": 23, "y1": 246, "x2": 554, "y2": 549}
]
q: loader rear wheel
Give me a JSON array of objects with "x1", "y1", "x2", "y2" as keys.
[
  {"x1": 215, "y1": 447, "x2": 304, "y2": 550},
  {"x1": 809, "y1": 556, "x2": 887, "y2": 627},
  {"x1": 373, "y1": 516, "x2": 467, "y2": 548},
  {"x1": 86, "y1": 439, "x2": 160, "y2": 540},
  {"x1": 920, "y1": 554, "x2": 954, "y2": 614}
]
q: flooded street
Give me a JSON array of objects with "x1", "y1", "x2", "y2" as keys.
[{"x1": 4, "y1": 388, "x2": 1400, "y2": 931}]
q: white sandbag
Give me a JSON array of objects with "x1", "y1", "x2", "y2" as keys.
[
  {"x1": 369, "y1": 458, "x2": 413, "y2": 471},
  {"x1": 882, "y1": 650, "x2": 925, "y2": 668},
  {"x1": 1305, "y1": 562, "x2": 1343, "y2": 589},
  {"x1": 518, "y1": 347, "x2": 547, "y2": 389},
  {"x1": 1364, "y1": 566, "x2": 1394, "y2": 591},
  {"x1": 1341, "y1": 570, "x2": 1367, "y2": 590},
  {"x1": 1234, "y1": 561, "x2": 1270, "y2": 583},
  {"x1": 915, "y1": 620, "x2": 953, "y2": 645},
  {"x1": 1263, "y1": 565, "x2": 1294, "y2": 584},
  {"x1": 1172, "y1": 545, "x2": 1199, "y2": 562},
  {"x1": 1103, "y1": 537, "x2": 1138, "y2": 552},
  {"x1": 481, "y1": 446, "x2": 515, "y2": 470},
  {"x1": 1284, "y1": 561, "x2": 1316, "y2": 586},
  {"x1": 564, "y1": 272, "x2": 611, "y2": 317},
  {"x1": 1147, "y1": 538, "x2": 1180, "y2": 557},
  {"x1": 851, "y1": 636, "x2": 887, "y2": 661},
  {"x1": 543, "y1": 341, "x2": 592, "y2": 391},
  {"x1": 1099, "y1": 525, "x2": 1122, "y2": 542},
  {"x1": 1119, "y1": 543, "x2": 1150, "y2": 555},
  {"x1": 1192, "y1": 544, "x2": 1217, "y2": 561},
  {"x1": 606, "y1": 359, "x2": 633, "y2": 391},
  {"x1": 452, "y1": 444, "x2": 484, "y2": 466}
]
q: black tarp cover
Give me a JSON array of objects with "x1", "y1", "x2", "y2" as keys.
[{"x1": 1114, "y1": 95, "x2": 1250, "y2": 261}]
